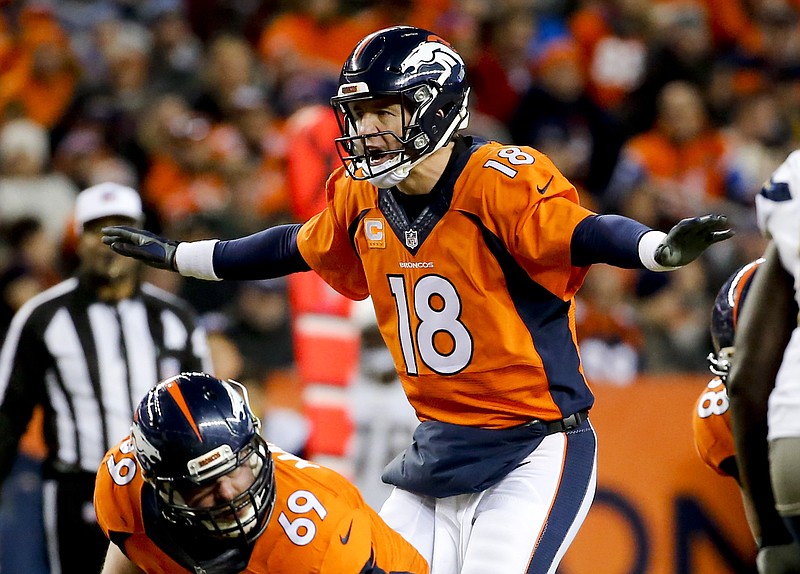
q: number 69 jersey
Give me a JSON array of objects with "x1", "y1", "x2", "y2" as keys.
[
  {"x1": 297, "y1": 136, "x2": 596, "y2": 429},
  {"x1": 94, "y1": 438, "x2": 428, "y2": 574}
]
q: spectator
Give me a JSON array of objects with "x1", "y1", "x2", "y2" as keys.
[
  {"x1": 510, "y1": 38, "x2": 625, "y2": 201},
  {"x1": 0, "y1": 183, "x2": 212, "y2": 574},
  {"x1": 0, "y1": 5, "x2": 80, "y2": 128},
  {"x1": 575, "y1": 266, "x2": 644, "y2": 384},
  {"x1": 141, "y1": 109, "x2": 233, "y2": 225},
  {"x1": 145, "y1": 3, "x2": 205, "y2": 98},
  {"x1": 192, "y1": 33, "x2": 269, "y2": 123},
  {"x1": 568, "y1": 0, "x2": 649, "y2": 118},
  {"x1": 468, "y1": 7, "x2": 537, "y2": 126},
  {"x1": 623, "y1": 0, "x2": 717, "y2": 134},
  {"x1": 604, "y1": 80, "x2": 732, "y2": 231},
  {"x1": 0, "y1": 117, "x2": 79, "y2": 244},
  {"x1": 634, "y1": 263, "x2": 714, "y2": 372},
  {"x1": 222, "y1": 277, "x2": 295, "y2": 388},
  {"x1": 0, "y1": 217, "x2": 61, "y2": 336}
]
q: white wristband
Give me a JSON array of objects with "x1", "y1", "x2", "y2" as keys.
[
  {"x1": 175, "y1": 240, "x2": 221, "y2": 280},
  {"x1": 638, "y1": 230, "x2": 676, "y2": 272}
]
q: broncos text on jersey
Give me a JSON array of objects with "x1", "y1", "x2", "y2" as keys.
[{"x1": 297, "y1": 137, "x2": 596, "y2": 428}]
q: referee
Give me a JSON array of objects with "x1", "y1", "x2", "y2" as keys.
[{"x1": 0, "y1": 183, "x2": 212, "y2": 574}]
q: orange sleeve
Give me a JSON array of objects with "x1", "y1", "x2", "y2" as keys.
[
  {"x1": 319, "y1": 510, "x2": 376, "y2": 574},
  {"x1": 94, "y1": 440, "x2": 140, "y2": 538},
  {"x1": 467, "y1": 145, "x2": 594, "y2": 300},
  {"x1": 515, "y1": 195, "x2": 594, "y2": 299},
  {"x1": 692, "y1": 378, "x2": 736, "y2": 478},
  {"x1": 296, "y1": 172, "x2": 369, "y2": 301},
  {"x1": 320, "y1": 508, "x2": 429, "y2": 574}
]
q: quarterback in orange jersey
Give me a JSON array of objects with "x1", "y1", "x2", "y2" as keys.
[
  {"x1": 103, "y1": 26, "x2": 733, "y2": 574},
  {"x1": 94, "y1": 373, "x2": 428, "y2": 574},
  {"x1": 693, "y1": 258, "x2": 800, "y2": 573}
]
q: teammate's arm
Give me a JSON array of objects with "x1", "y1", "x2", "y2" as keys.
[
  {"x1": 100, "y1": 543, "x2": 144, "y2": 574},
  {"x1": 728, "y1": 241, "x2": 797, "y2": 547}
]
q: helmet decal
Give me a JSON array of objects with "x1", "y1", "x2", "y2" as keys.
[
  {"x1": 164, "y1": 379, "x2": 203, "y2": 441},
  {"x1": 131, "y1": 422, "x2": 162, "y2": 468},
  {"x1": 400, "y1": 40, "x2": 465, "y2": 87}
]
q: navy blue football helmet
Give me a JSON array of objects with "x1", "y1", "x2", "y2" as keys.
[
  {"x1": 330, "y1": 25, "x2": 470, "y2": 188},
  {"x1": 131, "y1": 372, "x2": 275, "y2": 543},
  {"x1": 708, "y1": 258, "x2": 764, "y2": 380}
]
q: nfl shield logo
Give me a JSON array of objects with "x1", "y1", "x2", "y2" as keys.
[{"x1": 404, "y1": 229, "x2": 419, "y2": 249}]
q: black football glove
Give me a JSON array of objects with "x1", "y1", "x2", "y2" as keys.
[
  {"x1": 102, "y1": 226, "x2": 179, "y2": 271},
  {"x1": 654, "y1": 214, "x2": 734, "y2": 267}
]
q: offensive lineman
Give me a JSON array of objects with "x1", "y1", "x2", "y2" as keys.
[
  {"x1": 693, "y1": 258, "x2": 800, "y2": 572},
  {"x1": 94, "y1": 372, "x2": 428, "y2": 573}
]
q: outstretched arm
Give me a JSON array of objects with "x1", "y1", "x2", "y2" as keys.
[
  {"x1": 102, "y1": 224, "x2": 311, "y2": 281},
  {"x1": 728, "y1": 241, "x2": 797, "y2": 547},
  {"x1": 571, "y1": 213, "x2": 734, "y2": 269}
]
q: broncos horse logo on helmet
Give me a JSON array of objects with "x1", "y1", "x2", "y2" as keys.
[
  {"x1": 331, "y1": 26, "x2": 470, "y2": 188},
  {"x1": 400, "y1": 40, "x2": 466, "y2": 87},
  {"x1": 708, "y1": 258, "x2": 765, "y2": 381}
]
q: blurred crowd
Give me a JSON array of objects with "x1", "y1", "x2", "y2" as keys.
[{"x1": 2, "y1": 0, "x2": 800, "y2": 388}]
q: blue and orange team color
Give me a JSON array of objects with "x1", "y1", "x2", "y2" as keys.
[
  {"x1": 95, "y1": 439, "x2": 428, "y2": 573},
  {"x1": 297, "y1": 138, "x2": 597, "y2": 429},
  {"x1": 693, "y1": 376, "x2": 736, "y2": 477}
]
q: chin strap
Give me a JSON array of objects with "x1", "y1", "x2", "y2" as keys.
[
  {"x1": 367, "y1": 163, "x2": 412, "y2": 188},
  {"x1": 364, "y1": 140, "x2": 444, "y2": 189}
]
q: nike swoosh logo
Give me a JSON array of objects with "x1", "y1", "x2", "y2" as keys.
[
  {"x1": 340, "y1": 520, "x2": 354, "y2": 545},
  {"x1": 537, "y1": 175, "x2": 554, "y2": 195}
]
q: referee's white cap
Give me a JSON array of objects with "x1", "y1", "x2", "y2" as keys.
[{"x1": 74, "y1": 182, "x2": 144, "y2": 233}]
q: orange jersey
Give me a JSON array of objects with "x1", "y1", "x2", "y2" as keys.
[
  {"x1": 95, "y1": 439, "x2": 428, "y2": 574},
  {"x1": 297, "y1": 138, "x2": 596, "y2": 428},
  {"x1": 692, "y1": 377, "x2": 736, "y2": 478}
]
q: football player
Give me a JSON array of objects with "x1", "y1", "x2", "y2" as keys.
[
  {"x1": 94, "y1": 372, "x2": 428, "y2": 573},
  {"x1": 693, "y1": 259, "x2": 800, "y2": 572},
  {"x1": 694, "y1": 258, "x2": 763, "y2": 482},
  {"x1": 729, "y1": 150, "x2": 800, "y2": 573},
  {"x1": 102, "y1": 26, "x2": 733, "y2": 573}
]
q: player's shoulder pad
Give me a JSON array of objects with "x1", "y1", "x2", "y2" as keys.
[
  {"x1": 465, "y1": 141, "x2": 569, "y2": 199},
  {"x1": 325, "y1": 165, "x2": 377, "y2": 208},
  {"x1": 760, "y1": 150, "x2": 800, "y2": 203},
  {"x1": 320, "y1": 509, "x2": 374, "y2": 574},
  {"x1": 94, "y1": 437, "x2": 141, "y2": 536}
]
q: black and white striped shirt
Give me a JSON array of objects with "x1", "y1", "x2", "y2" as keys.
[{"x1": 0, "y1": 277, "x2": 212, "y2": 480}]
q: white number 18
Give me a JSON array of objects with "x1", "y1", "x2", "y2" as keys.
[{"x1": 388, "y1": 274, "x2": 473, "y2": 376}]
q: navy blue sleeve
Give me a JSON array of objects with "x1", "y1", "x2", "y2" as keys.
[
  {"x1": 570, "y1": 214, "x2": 651, "y2": 268},
  {"x1": 212, "y1": 224, "x2": 311, "y2": 280}
]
